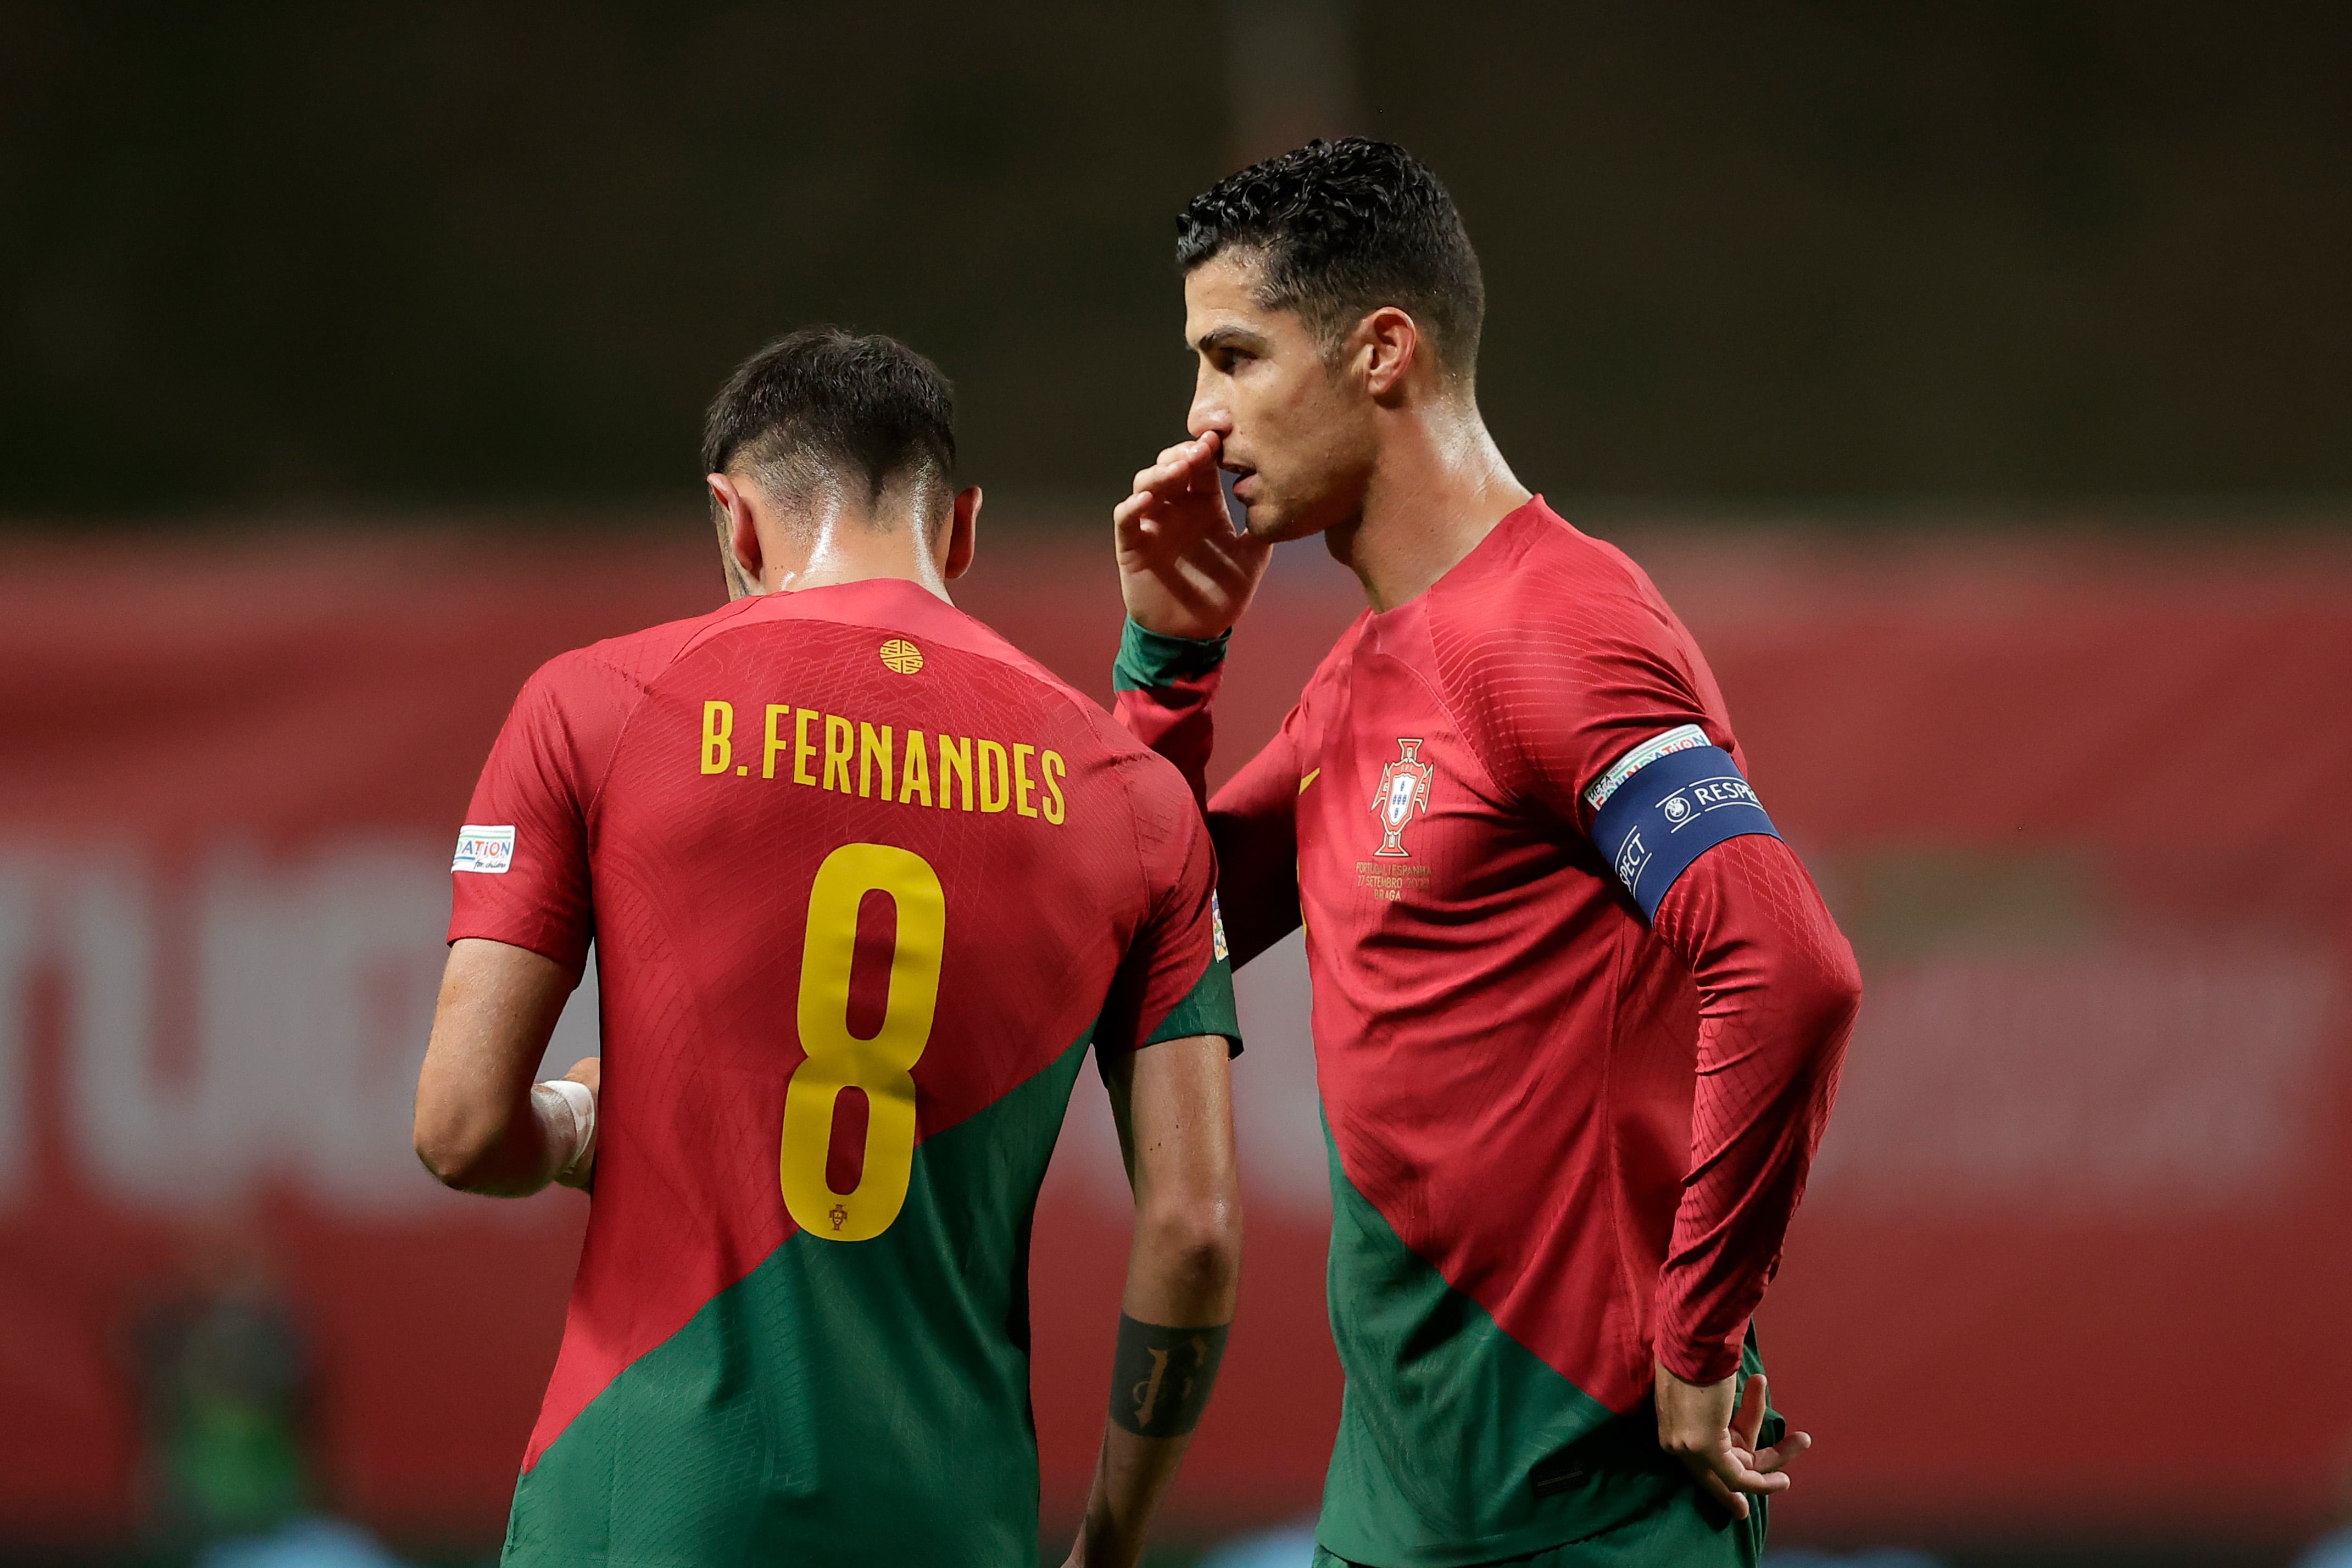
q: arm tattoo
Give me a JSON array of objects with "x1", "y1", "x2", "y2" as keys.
[{"x1": 1108, "y1": 1314, "x2": 1229, "y2": 1438}]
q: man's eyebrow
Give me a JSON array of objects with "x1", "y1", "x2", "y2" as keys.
[{"x1": 1192, "y1": 324, "x2": 1268, "y2": 354}]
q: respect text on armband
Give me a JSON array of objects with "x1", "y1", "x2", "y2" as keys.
[{"x1": 693, "y1": 699, "x2": 1069, "y2": 825}]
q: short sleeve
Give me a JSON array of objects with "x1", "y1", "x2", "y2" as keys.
[
  {"x1": 1095, "y1": 754, "x2": 1243, "y2": 1057},
  {"x1": 1428, "y1": 586, "x2": 1724, "y2": 833},
  {"x1": 447, "y1": 652, "x2": 630, "y2": 973}
]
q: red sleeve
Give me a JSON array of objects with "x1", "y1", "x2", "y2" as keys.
[
  {"x1": 1203, "y1": 710, "x2": 1304, "y2": 969},
  {"x1": 1114, "y1": 667, "x2": 1219, "y2": 812},
  {"x1": 1429, "y1": 589, "x2": 1729, "y2": 830},
  {"x1": 1648, "y1": 833, "x2": 1861, "y2": 1382},
  {"x1": 1429, "y1": 592, "x2": 1860, "y2": 1384},
  {"x1": 1112, "y1": 639, "x2": 1302, "y2": 970},
  {"x1": 1094, "y1": 754, "x2": 1242, "y2": 1055},
  {"x1": 447, "y1": 650, "x2": 639, "y2": 974}
]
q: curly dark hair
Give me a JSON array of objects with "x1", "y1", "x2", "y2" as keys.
[
  {"x1": 1177, "y1": 138, "x2": 1485, "y2": 379},
  {"x1": 702, "y1": 327, "x2": 956, "y2": 517}
]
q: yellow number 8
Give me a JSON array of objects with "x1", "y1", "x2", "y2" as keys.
[{"x1": 780, "y1": 842, "x2": 945, "y2": 1242}]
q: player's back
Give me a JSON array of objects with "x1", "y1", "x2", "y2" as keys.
[{"x1": 454, "y1": 577, "x2": 1230, "y2": 1565}]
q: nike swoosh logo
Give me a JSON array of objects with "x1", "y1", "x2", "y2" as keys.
[{"x1": 1298, "y1": 768, "x2": 1320, "y2": 794}]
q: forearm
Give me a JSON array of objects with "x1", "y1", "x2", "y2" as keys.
[
  {"x1": 1649, "y1": 835, "x2": 1861, "y2": 1381},
  {"x1": 413, "y1": 937, "x2": 592, "y2": 1197},
  {"x1": 1075, "y1": 1035, "x2": 1241, "y2": 1568},
  {"x1": 1074, "y1": 1225, "x2": 1239, "y2": 1568},
  {"x1": 1112, "y1": 621, "x2": 1230, "y2": 804},
  {"x1": 417, "y1": 1080, "x2": 588, "y2": 1197},
  {"x1": 1111, "y1": 620, "x2": 1302, "y2": 968}
]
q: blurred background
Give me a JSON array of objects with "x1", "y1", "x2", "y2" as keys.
[{"x1": 2, "y1": 2, "x2": 2349, "y2": 1565}]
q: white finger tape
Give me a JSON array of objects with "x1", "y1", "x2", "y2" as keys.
[{"x1": 537, "y1": 1076, "x2": 598, "y2": 1182}]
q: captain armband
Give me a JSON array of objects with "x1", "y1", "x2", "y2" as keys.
[
  {"x1": 1585, "y1": 723, "x2": 1781, "y2": 920},
  {"x1": 1108, "y1": 1314, "x2": 1229, "y2": 1438}
]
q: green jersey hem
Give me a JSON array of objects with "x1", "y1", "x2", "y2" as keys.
[
  {"x1": 1112, "y1": 619, "x2": 1230, "y2": 693},
  {"x1": 503, "y1": 1033, "x2": 1095, "y2": 1567},
  {"x1": 1144, "y1": 953, "x2": 1242, "y2": 1054},
  {"x1": 1315, "y1": 1115, "x2": 1773, "y2": 1567}
]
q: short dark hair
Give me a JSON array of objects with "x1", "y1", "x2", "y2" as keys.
[
  {"x1": 701, "y1": 327, "x2": 956, "y2": 520},
  {"x1": 1176, "y1": 138, "x2": 1485, "y2": 379}
]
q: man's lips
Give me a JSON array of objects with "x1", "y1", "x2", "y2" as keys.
[{"x1": 1224, "y1": 465, "x2": 1259, "y2": 501}]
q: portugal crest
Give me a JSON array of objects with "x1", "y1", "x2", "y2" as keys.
[{"x1": 1370, "y1": 738, "x2": 1434, "y2": 858}]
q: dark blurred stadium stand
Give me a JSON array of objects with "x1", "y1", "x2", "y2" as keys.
[{"x1": 1, "y1": 2, "x2": 2345, "y2": 517}]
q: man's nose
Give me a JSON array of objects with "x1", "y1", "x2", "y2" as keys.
[{"x1": 1187, "y1": 374, "x2": 1233, "y2": 441}]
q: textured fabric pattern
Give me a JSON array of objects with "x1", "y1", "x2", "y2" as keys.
[
  {"x1": 1647, "y1": 834, "x2": 1857, "y2": 1379},
  {"x1": 1316, "y1": 1115, "x2": 1778, "y2": 1568},
  {"x1": 452, "y1": 578, "x2": 1240, "y2": 1554},
  {"x1": 501, "y1": 1035, "x2": 1091, "y2": 1567},
  {"x1": 1113, "y1": 618, "x2": 1233, "y2": 692},
  {"x1": 1116, "y1": 499, "x2": 1855, "y2": 1563}
]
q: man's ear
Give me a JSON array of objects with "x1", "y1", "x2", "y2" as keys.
[
  {"x1": 707, "y1": 472, "x2": 764, "y2": 595},
  {"x1": 1358, "y1": 306, "x2": 1420, "y2": 400},
  {"x1": 943, "y1": 486, "x2": 981, "y2": 581}
]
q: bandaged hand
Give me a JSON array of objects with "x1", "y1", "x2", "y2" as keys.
[{"x1": 531, "y1": 1057, "x2": 600, "y2": 1189}]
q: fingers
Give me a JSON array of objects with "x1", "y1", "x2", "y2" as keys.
[
  {"x1": 1136, "y1": 435, "x2": 1221, "y2": 498},
  {"x1": 1754, "y1": 1430, "x2": 1811, "y2": 1475},
  {"x1": 1684, "y1": 1454, "x2": 1748, "y2": 1520},
  {"x1": 1732, "y1": 1372, "x2": 1768, "y2": 1453},
  {"x1": 1113, "y1": 489, "x2": 1156, "y2": 531},
  {"x1": 1114, "y1": 434, "x2": 1242, "y2": 556}
]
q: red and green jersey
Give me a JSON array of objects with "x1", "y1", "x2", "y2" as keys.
[
  {"x1": 451, "y1": 577, "x2": 1238, "y2": 1566},
  {"x1": 1118, "y1": 499, "x2": 1858, "y2": 1567}
]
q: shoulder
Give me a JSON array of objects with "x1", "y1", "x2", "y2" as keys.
[
  {"x1": 1424, "y1": 501, "x2": 1695, "y2": 704},
  {"x1": 527, "y1": 599, "x2": 762, "y2": 711}
]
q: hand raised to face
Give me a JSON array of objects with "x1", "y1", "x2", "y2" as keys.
[{"x1": 1112, "y1": 431, "x2": 1273, "y2": 641}]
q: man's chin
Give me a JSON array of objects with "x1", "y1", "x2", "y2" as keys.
[{"x1": 1242, "y1": 498, "x2": 1327, "y2": 545}]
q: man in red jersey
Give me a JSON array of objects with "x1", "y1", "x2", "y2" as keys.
[
  {"x1": 412, "y1": 328, "x2": 1242, "y2": 1567},
  {"x1": 1110, "y1": 141, "x2": 1863, "y2": 1566}
]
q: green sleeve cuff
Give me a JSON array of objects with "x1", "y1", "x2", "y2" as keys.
[
  {"x1": 1113, "y1": 619, "x2": 1231, "y2": 693},
  {"x1": 1145, "y1": 955, "x2": 1242, "y2": 1057}
]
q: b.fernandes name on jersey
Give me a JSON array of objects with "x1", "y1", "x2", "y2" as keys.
[{"x1": 696, "y1": 699, "x2": 1068, "y2": 824}]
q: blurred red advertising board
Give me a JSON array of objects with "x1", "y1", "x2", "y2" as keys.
[{"x1": 0, "y1": 521, "x2": 2345, "y2": 1548}]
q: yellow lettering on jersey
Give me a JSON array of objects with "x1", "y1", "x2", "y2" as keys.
[
  {"x1": 859, "y1": 723, "x2": 894, "y2": 801},
  {"x1": 762, "y1": 705, "x2": 792, "y2": 780},
  {"x1": 780, "y1": 843, "x2": 943, "y2": 1242},
  {"x1": 937, "y1": 734, "x2": 973, "y2": 811},
  {"x1": 1012, "y1": 744, "x2": 1039, "y2": 818},
  {"x1": 793, "y1": 708, "x2": 820, "y2": 786},
  {"x1": 697, "y1": 701, "x2": 1064, "y2": 826},
  {"x1": 900, "y1": 730, "x2": 933, "y2": 807},
  {"x1": 700, "y1": 701, "x2": 734, "y2": 774},
  {"x1": 823, "y1": 715, "x2": 854, "y2": 793},
  {"x1": 1040, "y1": 750, "x2": 1067, "y2": 825},
  {"x1": 977, "y1": 740, "x2": 1009, "y2": 813}
]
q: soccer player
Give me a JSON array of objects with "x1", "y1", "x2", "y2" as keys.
[
  {"x1": 412, "y1": 328, "x2": 1243, "y2": 1567},
  {"x1": 1110, "y1": 141, "x2": 1864, "y2": 1566}
]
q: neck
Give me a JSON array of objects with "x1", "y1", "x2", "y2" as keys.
[
  {"x1": 1325, "y1": 396, "x2": 1531, "y2": 612},
  {"x1": 758, "y1": 496, "x2": 950, "y2": 601}
]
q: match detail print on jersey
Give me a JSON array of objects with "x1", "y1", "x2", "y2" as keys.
[
  {"x1": 1588, "y1": 727, "x2": 1781, "y2": 919},
  {"x1": 780, "y1": 842, "x2": 946, "y2": 1242}
]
